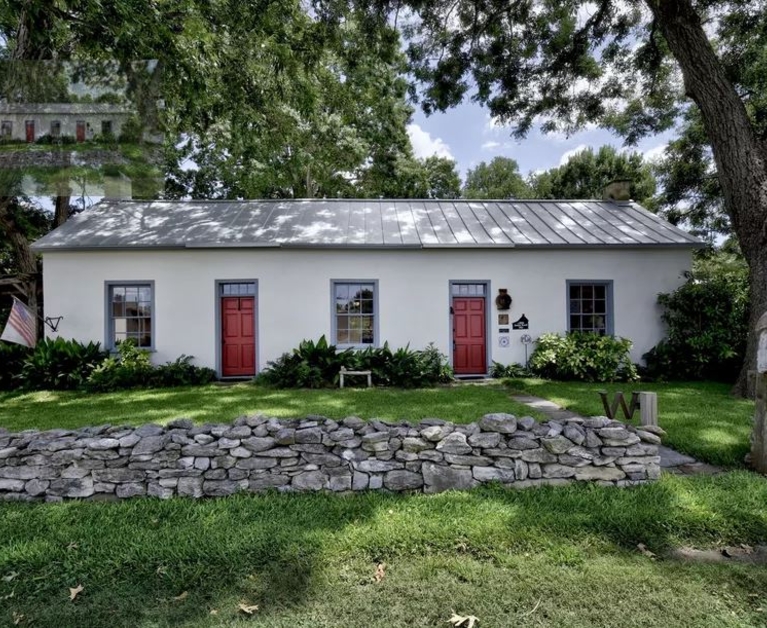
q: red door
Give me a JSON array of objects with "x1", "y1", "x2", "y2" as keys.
[
  {"x1": 76, "y1": 121, "x2": 86, "y2": 142},
  {"x1": 222, "y1": 296, "x2": 255, "y2": 377},
  {"x1": 25, "y1": 120, "x2": 34, "y2": 142},
  {"x1": 453, "y1": 297, "x2": 486, "y2": 375}
]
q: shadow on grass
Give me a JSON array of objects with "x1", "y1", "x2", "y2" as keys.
[
  {"x1": 0, "y1": 384, "x2": 533, "y2": 432},
  {"x1": 1, "y1": 473, "x2": 766, "y2": 627}
]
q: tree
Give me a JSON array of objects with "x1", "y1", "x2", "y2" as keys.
[
  {"x1": 323, "y1": 0, "x2": 767, "y2": 404},
  {"x1": 463, "y1": 157, "x2": 529, "y2": 198},
  {"x1": 529, "y1": 145, "x2": 657, "y2": 205}
]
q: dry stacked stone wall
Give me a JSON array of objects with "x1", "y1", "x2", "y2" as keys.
[{"x1": 0, "y1": 414, "x2": 664, "y2": 501}]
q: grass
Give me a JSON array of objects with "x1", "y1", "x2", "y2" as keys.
[
  {"x1": 1, "y1": 472, "x2": 766, "y2": 627},
  {"x1": 507, "y1": 379, "x2": 754, "y2": 467},
  {"x1": 0, "y1": 383, "x2": 544, "y2": 433}
]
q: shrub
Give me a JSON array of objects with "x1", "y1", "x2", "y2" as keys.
[
  {"x1": 258, "y1": 337, "x2": 452, "y2": 388},
  {"x1": 86, "y1": 340, "x2": 215, "y2": 392},
  {"x1": 151, "y1": 356, "x2": 217, "y2": 388},
  {"x1": 0, "y1": 341, "x2": 31, "y2": 391},
  {"x1": 490, "y1": 361, "x2": 532, "y2": 379},
  {"x1": 529, "y1": 332, "x2": 638, "y2": 383},
  {"x1": 20, "y1": 338, "x2": 108, "y2": 390},
  {"x1": 643, "y1": 255, "x2": 748, "y2": 382}
]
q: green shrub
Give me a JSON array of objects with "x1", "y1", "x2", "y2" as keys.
[
  {"x1": 86, "y1": 341, "x2": 215, "y2": 392},
  {"x1": 490, "y1": 361, "x2": 532, "y2": 379},
  {"x1": 0, "y1": 341, "x2": 31, "y2": 391},
  {"x1": 20, "y1": 338, "x2": 108, "y2": 390},
  {"x1": 643, "y1": 257, "x2": 748, "y2": 382},
  {"x1": 151, "y1": 356, "x2": 217, "y2": 388},
  {"x1": 258, "y1": 337, "x2": 452, "y2": 388},
  {"x1": 529, "y1": 332, "x2": 638, "y2": 383}
]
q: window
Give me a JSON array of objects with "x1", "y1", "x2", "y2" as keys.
[
  {"x1": 1, "y1": 121, "x2": 11, "y2": 137},
  {"x1": 568, "y1": 281, "x2": 613, "y2": 335},
  {"x1": 101, "y1": 120, "x2": 112, "y2": 135},
  {"x1": 50, "y1": 120, "x2": 61, "y2": 137},
  {"x1": 108, "y1": 283, "x2": 153, "y2": 349},
  {"x1": 451, "y1": 283, "x2": 486, "y2": 296},
  {"x1": 220, "y1": 283, "x2": 255, "y2": 296},
  {"x1": 333, "y1": 281, "x2": 376, "y2": 346}
]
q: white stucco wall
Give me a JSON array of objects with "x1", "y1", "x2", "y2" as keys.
[{"x1": 40, "y1": 247, "x2": 692, "y2": 374}]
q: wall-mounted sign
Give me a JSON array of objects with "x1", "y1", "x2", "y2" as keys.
[
  {"x1": 498, "y1": 335, "x2": 510, "y2": 348},
  {"x1": 495, "y1": 289, "x2": 512, "y2": 311},
  {"x1": 499, "y1": 328, "x2": 509, "y2": 333},
  {"x1": 512, "y1": 314, "x2": 529, "y2": 330},
  {"x1": 498, "y1": 313, "x2": 509, "y2": 325}
]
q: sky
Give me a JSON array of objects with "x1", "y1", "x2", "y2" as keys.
[{"x1": 406, "y1": 100, "x2": 675, "y2": 181}]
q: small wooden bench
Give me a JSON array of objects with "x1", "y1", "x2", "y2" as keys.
[{"x1": 339, "y1": 366, "x2": 372, "y2": 388}]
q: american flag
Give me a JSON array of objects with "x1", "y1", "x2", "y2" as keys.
[{"x1": 0, "y1": 297, "x2": 37, "y2": 347}]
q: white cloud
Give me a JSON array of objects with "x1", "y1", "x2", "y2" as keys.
[
  {"x1": 481, "y1": 140, "x2": 501, "y2": 151},
  {"x1": 643, "y1": 143, "x2": 668, "y2": 163},
  {"x1": 407, "y1": 123, "x2": 454, "y2": 160},
  {"x1": 559, "y1": 144, "x2": 589, "y2": 166}
]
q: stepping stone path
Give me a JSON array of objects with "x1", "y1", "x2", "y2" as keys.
[{"x1": 511, "y1": 394, "x2": 722, "y2": 477}]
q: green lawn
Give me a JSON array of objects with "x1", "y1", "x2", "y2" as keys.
[
  {"x1": 1, "y1": 473, "x2": 766, "y2": 627},
  {"x1": 0, "y1": 383, "x2": 543, "y2": 433},
  {"x1": 507, "y1": 379, "x2": 754, "y2": 467}
]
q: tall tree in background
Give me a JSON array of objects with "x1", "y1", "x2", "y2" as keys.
[
  {"x1": 326, "y1": 0, "x2": 767, "y2": 403},
  {"x1": 529, "y1": 146, "x2": 657, "y2": 205},
  {"x1": 463, "y1": 156, "x2": 529, "y2": 198}
]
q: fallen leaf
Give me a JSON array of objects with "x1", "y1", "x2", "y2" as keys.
[
  {"x1": 2, "y1": 572, "x2": 18, "y2": 583},
  {"x1": 2, "y1": 591, "x2": 15, "y2": 601},
  {"x1": 447, "y1": 611, "x2": 479, "y2": 628},
  {"x1": 67, "y1": 542, "x2": 78, "y2": 551},
  {"x1": 740, "y1": 544, "x2": 754, "y2": 554},
  {"x1": 238, "y1": 602, "x2": 259, "y2": 615},
  {"x1": 373, "y1": 563, "x2": 386, "y2": 583},
  {"x1": 637, "y1": 543, "x2": 656, "y2": 559},
  {"x1": 12, "y1": 611, "x2": 24, "y2": 625},
  {"x1": 172, "y1": 591, "x2": 189, "y2": 602},
  {"x1": 69, "y1": 584, "x2": 84, "y2": 601},
  {"x1": 156, "y1": 566, "x2": 168, "y2": 577},
  {"x1": 209, "y1": 609, "x2": 219, "y2": 615}
]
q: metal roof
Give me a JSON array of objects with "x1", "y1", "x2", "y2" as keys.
[
  {"x1": 0, "y1": 103, "x2": 133, "y2": 115},
  {"x1": 31, "y1": 198, "x2": 703, "y2": 251}
]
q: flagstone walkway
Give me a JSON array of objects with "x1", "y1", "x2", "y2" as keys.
[{"x1": 511, "y1": 393, "x2": 722, "y2": 476}]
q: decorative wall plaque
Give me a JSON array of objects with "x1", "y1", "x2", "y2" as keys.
[
  {"x1": 498, "y1": 313, "x2": 509, "y2": 325},
  {"x1": 512, "y1": 314, "x2": 529, "y2": 330},
  {"x1": 495, "y1": 289, "x2": 512, "y2": 310}
]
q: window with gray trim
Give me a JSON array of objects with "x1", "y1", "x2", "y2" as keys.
[
  {"x1": 109, "y1": 284, "x2": 153, "y2": 348},
  {"x1": 50, "y1": 120, "x2": 61, "y2": 137},
  {"x1": 333, "y1": 281, "x2": 376, "y2": 346},
  {"x1": 1, "y1": 121, "x2": 11, "y2": 137},
  {"x1": 568, "y1": 282, "x2": 611, "y2": 335}
]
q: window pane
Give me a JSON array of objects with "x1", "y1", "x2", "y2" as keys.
[
  {"x1": 581, "y1": 285, "x2": 593, "y2": 299},
  {"x1": 361, "y1": 299, "x2": 374, "y2": 314},
  {"x1": 335, "y1": 283, "x2": 349, "y2": 299},
  {"x1": 139, "y1": 287, "x2": 151, "y2": 303},
  {"x1": 347, "y1": 329, "x2": 361, "y2": 344},
  {"x1": 336, "y1": 328, "x2": 350, "y2": 344},
  {"x1": 570, "y1": 285, "x2": 581, "y2": 299},
  {"x1": 594, "y1": 299, "x2": 606, "y2": 314},
  {"x1": 582, "y1": 300, "x2": 594, "y2": 314},
  {"x1": 349, "y1": 317, "x2": 362, "y2": 331},
  {"x1": 335, "y1": 299, "x2": 348, "y2": 313},
  {"x1": 336, "y1": 315, "x2": 349, "y2": 331},
  {"x1": 348, "y1": 298, "x2": 361, "y2": 313},
  {"x1": 594, "y1": 285, "x2": 606, "y2": 299},
  {"x1": 570, "y1": 315, "x2": 581, "y2": 330},
  {"x1": 569, "y1": 300, "x2": 581, "y2": 314},
  {"x1": 114, "y1": 317, "x2": 127, "y2": 335}
]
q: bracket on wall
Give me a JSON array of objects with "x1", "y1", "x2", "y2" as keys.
[{"x1": 44, "y1": 316, "x2": 63, "y2": 332}]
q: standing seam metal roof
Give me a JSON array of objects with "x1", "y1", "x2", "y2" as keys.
[{"x1": 31, "y1": 198, "x2": 703, "y2": 251}]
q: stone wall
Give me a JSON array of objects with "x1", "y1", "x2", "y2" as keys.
[{"x1": 0, "y1": 414, "x2": 664, "y2": 501}]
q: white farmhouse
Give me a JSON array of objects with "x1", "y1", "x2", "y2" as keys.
[
  {"x1": 0, "y1": 103, "x2": 134, "y2": 142},
  {"x1": 31, "y1": 196, "x2": 702, "y2": 378}
]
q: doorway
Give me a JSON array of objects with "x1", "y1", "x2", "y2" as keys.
[
  {"x1": 219, "y1": 282, "x2": 257, "y2": 377},
  {"x1": 451, "y1": 282, "x2": 488, "y2": 375}
]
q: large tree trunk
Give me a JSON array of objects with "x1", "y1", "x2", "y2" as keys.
[{"x1": 646, "y1": 0, "x2": 767, "y2": 401}]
